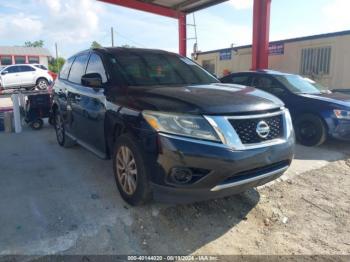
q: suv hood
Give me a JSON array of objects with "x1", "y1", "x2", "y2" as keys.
[
  {"x1": 126, "y1": 83, "x2": 283, "y2": 115},
  {"x1": 299, "y1": 92, "x2": 350, "y2": 108}
]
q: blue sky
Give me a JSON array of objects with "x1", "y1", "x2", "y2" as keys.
[{"x1": 0, "y1": 0, "x2": 349, "y2": 58}]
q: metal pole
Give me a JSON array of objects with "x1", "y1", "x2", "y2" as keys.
[
  {"x1": 111, "y1": 27, "x2": 114, "y2": 47},
  {"x1": 252, "y1": 0, "x2": 271, "y2": 70},
  {"x1": 55, "y1": 43, "x2": 58, "y2": 69},
  {"x1": 11, "y1": 94, "x2": 22, "y2": 133},
  {"x1": 178, "y1": 13, "x2": 187, "y2": 56}
]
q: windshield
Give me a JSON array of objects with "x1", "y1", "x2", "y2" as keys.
[
  {"x1": 304, "y1": 78, "x2": 329, "y2": 92},
  {"x1": 275, "y1": 75, "x2": 323, "y2": 94},
  {"x1": 109, "y1": 52, "x2": 219, "y2": 86}
]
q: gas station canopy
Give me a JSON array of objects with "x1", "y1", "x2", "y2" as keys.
[
  {"x1": 99, "y1": 0, "x2": 271, "y2": 70},
  {"x1": 133, "y1": 0, "x2": 228, "y2": 14},
  {"x1": 100, "y1": 0, "x2": 228, "y2": 16}
]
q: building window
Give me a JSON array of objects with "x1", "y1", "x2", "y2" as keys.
[
  {"x1": 0, "y1": 56, "x2": 12, "y2": 65},
  {"x1": 28, "y1": 56, "x2": 40, "y2": 64},
  {"x1": 300, "y1": 46, "x2": 331, "y2": 76},
  {"x1": 202, "y1": 60, "x2": 215, "y2": 75},
  {"x1": 14, "y1": 56, "x2": 26, "y2": 64}
]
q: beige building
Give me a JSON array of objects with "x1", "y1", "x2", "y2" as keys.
[
  {"x1": 194, "y1": 30, "x2": 350, "y2": 89},
  {"x1": 0, "y1": 46, "x2": 51, "y2": 67}
]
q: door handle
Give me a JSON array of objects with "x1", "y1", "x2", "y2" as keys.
[{"x1": 75, "y1": 95, "x2": 81, "y2": 102}]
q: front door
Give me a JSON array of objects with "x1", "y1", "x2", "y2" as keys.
[
  {"x1": 66, "y1": 52, "x2": 107, "y2": 157},
  {"x1": 2, "y1": 66, "x2": 20, "y2": 87}
]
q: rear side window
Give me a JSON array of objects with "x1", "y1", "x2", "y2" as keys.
[
  {"x1": 230, "y1": 75, "x2": 251, "y2": 85},
  {"x1": 59, "y1": 57, "x2": 75, "y2": 80},
  {"x1": 86, "y1": 53, "x2": 107, "y2": 83},
  {"x1": 68, "y1": 54, "x2": 89, "y2": 84},
  {"x1": 19, "y1": 65, "x2": 35, "y2": 72}
]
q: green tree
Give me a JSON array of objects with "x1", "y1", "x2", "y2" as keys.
[
  {"x1": 49, "y1": 57, "x2": 66, "y2": 73},
  {"x1": 24, "y1": 40, "x2": 44, "y2": 47},
  {"x1": 91, "y1": 41, "x2": 102, "y2": 48}
]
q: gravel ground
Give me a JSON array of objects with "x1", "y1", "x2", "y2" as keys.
[
  {"x1": 122, "y1": 160, "x2": 350, "y2": 255},
  {"x1": 0, "y1": 126, "x2": 349, "y2": 256}
]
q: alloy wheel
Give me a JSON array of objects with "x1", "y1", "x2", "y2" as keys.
[
  {"x1": 55, "y1": 113, "x2": 64, "y2": 144},
  {"x1": 38, "y1": 80, "x2": 48, "y2": 90},
  {"x1": 116, "y1": 146, "x2": 138, "y2": 195}
]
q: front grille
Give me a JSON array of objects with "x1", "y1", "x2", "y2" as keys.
[
  {"x1": 222, "y1": 160, "x2": 290, "y2": 184},
  {"x1": 229, "y1": 114, "x2": 284, "y2": 144}
]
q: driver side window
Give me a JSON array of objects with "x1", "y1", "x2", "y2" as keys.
[
  {"x1": 86, "y1": 53, "x2": 107, "y2": 83},
  {"x1": 252, "y1": 76, "x2": 285, "y2": 95}
]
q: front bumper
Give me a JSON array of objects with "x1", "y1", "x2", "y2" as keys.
[
  {"x1": 330, "y1": 119, "x2": 350, "y2": 141},
  {"x1": 151, "y1": 133, "x2": 294, "y2": 203}
]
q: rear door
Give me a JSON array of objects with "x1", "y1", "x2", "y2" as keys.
[
  {"x1": 66, "y1": 53, "x2": 90, "y2": 141},
  {"x1": 18, "y1": 65, "x2": 36, "y2": 86},
  {"x1": 54, "y1": 56, "x2": 75, "y2": 134}
]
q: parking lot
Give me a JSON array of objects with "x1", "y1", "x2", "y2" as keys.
[{"x1": 0, "y1": 123, "x2": 349, "y2": 255}]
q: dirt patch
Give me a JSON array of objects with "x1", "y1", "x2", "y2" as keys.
[{"x1": 130, "y1": 160, "x2": 350, "y2": 255}]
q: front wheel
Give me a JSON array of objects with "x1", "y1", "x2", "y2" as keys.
[
  {"x1": 113, "y1": 134, "x2": 152, "y2": 206},
  {"x1": 295, "y1": 114, "x2": 327, "y2": 146},
  {"x1": 30, "y1": 119, "x2": 43, "y2": 130}
]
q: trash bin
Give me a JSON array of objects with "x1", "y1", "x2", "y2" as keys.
[
  {"x1": 4, "y1": 110, "x2": 13, "y2": 133},
  {"x1": 0, "y1": 115, "x2": 4, "y2": 131}
]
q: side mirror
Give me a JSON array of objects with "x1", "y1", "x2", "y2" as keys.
[
  {"x1": 1, "y1": 70, "x2": 8, "y2": 75},
  {"x1": 81, "y1": 73, "x2": 102, "y2": 88}
]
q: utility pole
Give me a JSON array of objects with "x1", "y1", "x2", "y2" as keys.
[
  {"x1": 55, "y1": 42, "x2": 58, "y2": 69},
  {"x1": 111, "y1": 27, "x2": 114, "y2": 47}
]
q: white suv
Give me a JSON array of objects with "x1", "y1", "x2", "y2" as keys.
[{"x1": 0, "y1": 64, "x2": 53, "y2": 90}]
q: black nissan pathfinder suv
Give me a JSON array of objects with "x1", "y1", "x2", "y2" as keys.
[{"x1": 52, "y1": 48, "x2": 294, "y2": 205}]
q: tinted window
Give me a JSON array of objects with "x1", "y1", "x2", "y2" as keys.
[
  {"x1": 86, "y1": 53, "x2": 107, "y2": 83},
  {"x1": 252, "y1": 76, "x2": 284, "y2": 94},
  {"x1": 28, "y1": 56, "x2": 40, "y2": 64},
  {"x1": 68, "y1": 54, "x2": 89, "y2": 84},
  {"x1": 19, "y1": 65, "x2": 35, "y2": 72},
  {"x1": 109, "y1": 52, "x2": 218, "y2": 86},
  {"x1": 59, "y1": 57, "x2": 75, "y2": 80},
  {"x1": 34, "y1": 64, "x2": 47, "y2": 70},
  {"x1": 15, "y1": 56, "x2": 26, "y2": 64},
  {"x1": 0, "y1": 56, "x2": 12, "y2": 65},
  {"x1": 223, "y1": 74, "x2": 251, "y2": 85},
  {"x1": 6, "y1": 66, "x2": 19, "y2": 73}
]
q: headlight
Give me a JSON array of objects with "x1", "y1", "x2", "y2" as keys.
[
  {"x1": 142, "y1": 111, "x2": 221, "y2": 142},
  {"x1": 334, "y1": 109, "x2": 350, "y2": 120}
]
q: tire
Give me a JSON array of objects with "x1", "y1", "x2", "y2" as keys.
[
  {"x1": 36, "y1": 78, "x2": 49, "y2": 90},
  {"x1": 30, "y1": 118, "x2": 43, "y2": 130},
  {"x1": 113, "y1": 134, "x2": 152, "y2": 206},
  {"x1": 295, "y1": 114, "x2": 327, "y2": 146},
  {"x1": 54, "y1": 111, "x2": 76, "y2": 148}
]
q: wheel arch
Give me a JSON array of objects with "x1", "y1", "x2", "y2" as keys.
[
  {"x1": 295, "y1": 111, "x2": 329, "y2": 134},
  {"x1": 36, "y1": 76, "x2": 49, "y2": 84},
  {"x1": 105, "y1": 110, "x2": 127, "y2": 159}
]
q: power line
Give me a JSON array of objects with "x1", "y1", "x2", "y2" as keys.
[{"x1": 107, "y1": 28, "x2": 147, "y2": 48}]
